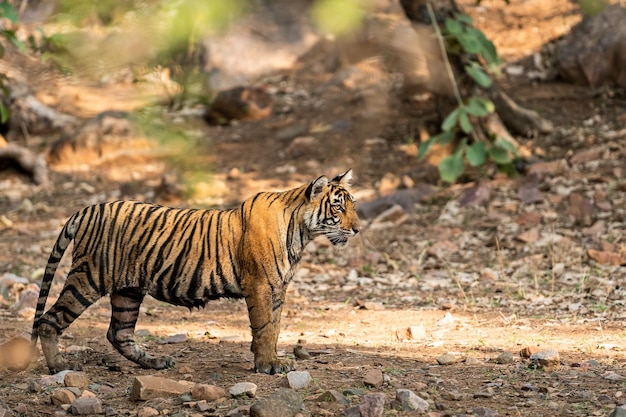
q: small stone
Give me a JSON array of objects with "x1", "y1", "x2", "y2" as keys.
[
  {"x1": 14, "y1": 404, "x2": 28, "y2": 415},
  {"x1": 474, "y1": 388, "x2": 494, "y2": 398},
  {"x1": 229, "y1": 382, "x2": 257, "y2": 398},
  {"x1": 464, "y1": 357, "x2": 480, "y2": 365},
  {"x1": 436, "y1": 353, "x2": 460, "y2": 365},
  {"x1": 441, "y1": 390, "x2": 465, "y2": 401},
  {"x1": 293, "y1": 344, "x2": 311, "y2": 360},
  {"x1": 529, "y1": 350, "x2": 560, "y2": 371},
  {"x1": 69, "y1": 397, "x2": 104, "y2": 415},
  {"x1": 130, "y1": 376, "x2": 190, "y2": 401},
  {"x1": 610, "y1": 405, "x2": 626, "y2": 417},
  {"x1": 41, "y1": 370, "x2": 73, "y2": 386},
  {"x1": 363, "y1": 369, "x2": 384, "y2": 388},
  {"x1": 249, "y1": 388, "x2": 302, "y2": 417},
  {"x1": 284, "y1": 371, "x2": 311, "y2": 390},
  {"x1": 496, "y1": 352, "x2": 515, "y2": 364},
  {"x1": 473, "y1": 407, "x2": 501, "y2": 417},
  {"x1": 358, "y1": 393, "x2": 386, "y2": 417},
  {"x1": 137, "y1": 407, "x2": 159, "y2": 417},
  {"x1": 191, "y1": 384, "x2": 227, "y2": 401},
  {"x1": 51, "y1": 389, "x2": 77, "y2": 405},
  {"x1": 519, "y1": 346, "x2": 540, "y2": 358},
  {"x1": 158, "y1": 333, "x2": 187, "y2": 344},
  {"x1": 343, "y1": 388, "x2": 366, "y2": 397},
  {"x1": 196, "y1": 401, "x2": 211, "y2": 412},
  {"x1": 64, "y1": 372, "x2": 89, "y2": 390},
  {"x1": 317, "y1": 390, "x2": 350, "y2": 405},
  {"x1": 395, "y1": 389, "x2": 428, "y2": 412}
]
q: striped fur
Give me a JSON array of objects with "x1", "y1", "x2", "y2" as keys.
[{"x1": 31, "y1": 170, "x2": 360, "y2": 374}]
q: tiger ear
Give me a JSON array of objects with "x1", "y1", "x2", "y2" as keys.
[
  {"x1": 306, "y1": 175, "x2": 328, "y2": 200},
  {"x1": 332, "y1": 169, "x2": 353, "y2": 186}
]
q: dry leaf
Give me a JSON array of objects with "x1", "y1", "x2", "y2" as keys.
[
  {"x1": 587, "y1": 249, "x2": 625, "y2": 266},
  {"x1": 516, "y1": 227, "x2": 540, "y2": 243}
]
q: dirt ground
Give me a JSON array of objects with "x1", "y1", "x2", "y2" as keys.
[{"x1": 1, "y1": 1, "x2": 626, "y2": 416}]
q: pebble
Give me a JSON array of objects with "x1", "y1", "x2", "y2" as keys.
[
  {"x1": 69, "y1": 397, "x2": 104, "y2": 415},
  {"x1": 437, "y1": 354, "x2": 461, "y2": 366},
  {"x1": 137, "y1": 407, "x2": 159, "y2": 417},
  {"x1": 130, "y1": 376, "x2": 190, "y2": 401},
  {"x1": 51, "y1": 388, "x2": 77, "y2": 405},
  {"x1": 357, "y1": 392, "x2": 386, "y2": 417},
  {"x1": 529, "y1": 350, "x2": 560, "y2": 371},
  {"x1": 249, "y1": 388, "x2": 302, "y2": 417},
  {"x1": 158, "y1": 333, "x2": 187, "y2": 344},
  {"x1": 519, "y1": 346, "x2": 540, "y2": 358},
  {"x1": 496, "y1": 352, "x2": 515, "y2": 364},
  {"x1": 230, "y1": 382, "x2": 257, "y2": 398},
  {"x1": 394, "y1": 389, "x2": 429, "y2": 412},
  {"x1": 284, "y1": 371, "x2": 312, "y2": 390},
  {"x1": 363, "y1": 369, "x2": 384, "y2": 388},
  {"x1": 41, "y1": 370, "x2": 73, "y2": 386},
  {"x1": 474, "y1": 387, "x2": 495, "y2": 398},
  {"x1": 293, "y1": 344, "x2": 311, "y2": 360},
  {"x1": 191, "y1": 384, "x2": 227, "y2": 401},
  {"x1": 343, "y1": 388, "x2": 366, "y2": 397},
  {"x1": 64, "y1": 371, "x2": 89, "y2": 390},
  {"x1": 610, "y1": 406, "x2": 626, "y2": 417},
  {"x1": 473, "y1": 407, "x2": 501, "y2": 417},
  {"x1": 316, "y1": 390, "x2": 350, "y2": 405}
]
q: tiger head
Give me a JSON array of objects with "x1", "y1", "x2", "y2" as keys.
[{"x1": 304, "y1": 170, "x2": 361, "y2": 247}]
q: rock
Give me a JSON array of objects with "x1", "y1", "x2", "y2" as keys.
[
  {"x1": 529, "y1": 350, "x2": 560, "y2": 371},
  {"x1": 158, "y1": 333, "x2": 187, "y2": 344},
  {"x1": 41, "y1": 370, "x2": 73, "y2": 386},
  {"x1": 51, "y1": 389, "x2": 77, "y2": 405},
  {"x1": 460, "y1": 181, "x2": 492, "y2": 207},
  {"x1": 249, "y1": 388, "x2": 302, "y2": 417},
  {"x1": 473, "y1": 407, "x2": 501, "y2": 417},
  {"x1": 204, "y1": 86, "x2": 273, "y2": 125},
  {"x1": 436, "y1": 354, "x2": 461, "y2": 366},
  {"x1": 317, "y1": 390, "x2": 350, "y2": 405},
  {"x1": 519, "y1": 346, "x2": 541, "y2": 358},
  {"x1": 395, "y1": 389, "x2": 428, "y2": 412},
  {"x1": 557, "y1": 4, "x2": 626, "y2": 89},
  {"x1": 284, "y1": 371, "x2": 311, "y2": 390},
  {"x1": 474, "y1": 388, "x2": 495, "y2": 398},
  {"x1": 229, "y1": 382, "x2": 257, "y2": 398},
  {"x1": 363, "y1": 369, "x2": 384, "y2": 388},
  {"x1": 130, "y1": 376, "x2": 190, "y2": 401},
  {"x1": 517, "y1": 182, "x2": 544, "y2": 204},
  {"x1": 69, "y1": 397, "x2": 104, "y2": 415},
  {"x1": 358, "y1": 393, "x2": 386, "y2": 417},
  {"x1": 137, "y1": 407, "x2": 159, "y2": 417},
  {"x1": 64, "y1": 372, "x2": 89, "y2": 390},
  {"x1": 496, "y1": 352, "x2": 515, "y2": 364},
  {"x1": 610, "y1": 405, "x2": 626, "y2": 417},
  {"x1": 191, "y1": 384, "x2": 227, "y2": 401},
  {"x1": 343, "y1": 388, "x2": 366, "y2": 397},
  {"x1": 293, "y1": 344, "x2": 311, "y2": 360}
]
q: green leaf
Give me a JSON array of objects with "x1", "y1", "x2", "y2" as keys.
[
  {"x1": 494, "y1": 138, "x2": 518, "y2": 155},
  {"x1": 455, "y1": 14, "x2": 474, "y2": 25},
  {"x1": 438, "y1": 130, "x2": 456, "y2": 145},
  {"x1": 466, "y1": 97, "x2": 495, "y2": 117},
  {"x1": 466, "y1": 142, "x2": 486, "y2": 167},
  {"x1": 0, "y1": 102, "x2": 9, "y2": 124},
  {"x1": 442, "y1": 108, "x2": 461, "y2": 131},
  {"x1": 438, "y1": 152, "x2": 465, "y2": 184},
  {"x1": 0, "y1": 2, "x2": 19, "y2": 23},
  {"x1": 488, "y1": 145, "x2": 511, "y2": 164},
  {"x1": 459, "y1": 110, "x2": 472, "y2": 134},
  {"x1": 444, "y1": 18, "x2": 463, "y2": 35},
  {"x1": 417, "y1": 136, "x2": 435, "y2": 160},
  {"x1": 457, "y1": 33, "x2": 482, "y2": 54},
  {"x1": 465, "y1": 63, "x2": 492, "y2": 88}
]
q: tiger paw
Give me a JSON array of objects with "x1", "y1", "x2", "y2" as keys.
[{"x1": 254, "y1": 357, "x2": 295, "y2": 375}]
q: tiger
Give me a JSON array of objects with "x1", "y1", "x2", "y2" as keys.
[{"x1": 30, "y1": 170, "x2": 360, "y2": 375}]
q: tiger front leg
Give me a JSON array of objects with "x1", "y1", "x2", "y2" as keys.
[{"x1": 246, "y1": 289, "x2": 295, "y2": 374}]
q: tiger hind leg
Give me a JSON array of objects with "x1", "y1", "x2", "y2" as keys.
[
  {"x1": 37, "y1": 272, "x2": 102, "y2": 373},
  {"x1": 107, "y1": 289, "x2": 174, "y2": 369}
]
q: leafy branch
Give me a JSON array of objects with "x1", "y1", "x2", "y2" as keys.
[{"x1": 419, "y1": 3, "x2": 518, "y2": 183}]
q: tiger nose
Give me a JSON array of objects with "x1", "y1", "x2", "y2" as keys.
[{"x1": 352, "y1": 226, "x2": 360, "y2": 235}]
